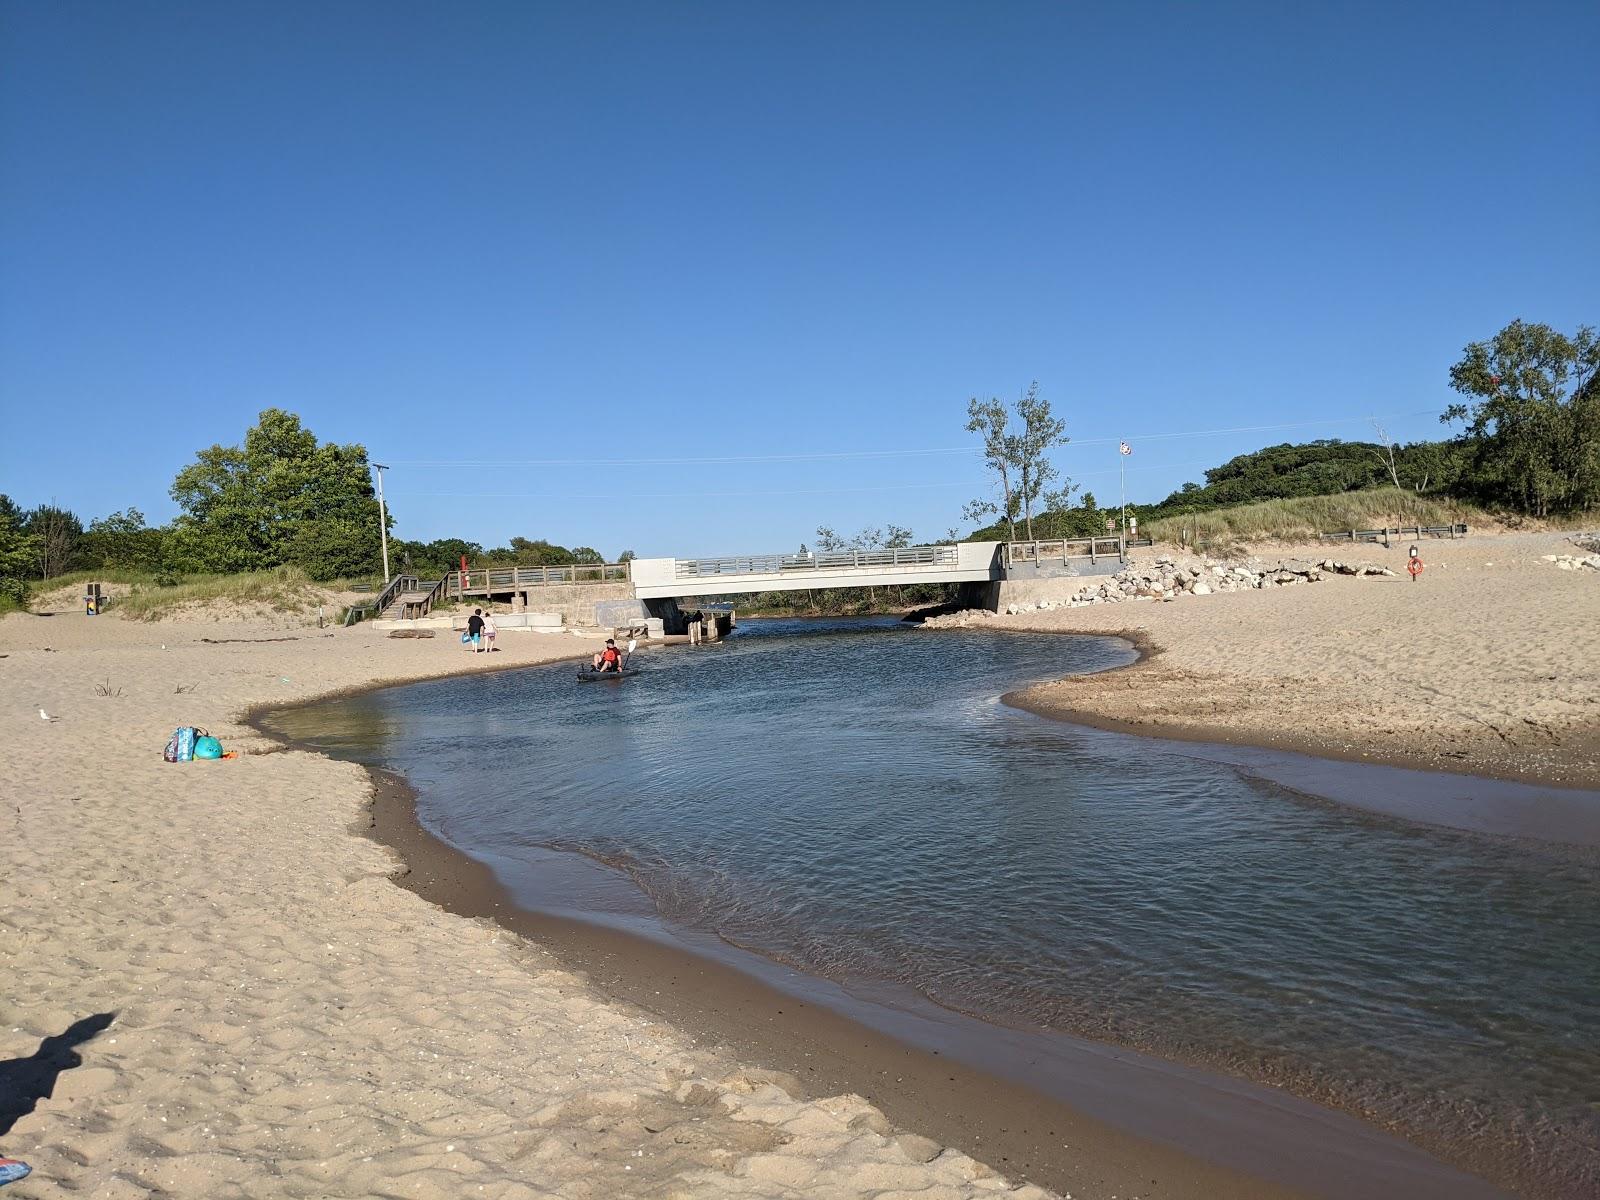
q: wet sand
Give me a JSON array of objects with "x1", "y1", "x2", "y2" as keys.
[{"x1": 1003, "y1": 641, "x2": 1600, "y2": 851}]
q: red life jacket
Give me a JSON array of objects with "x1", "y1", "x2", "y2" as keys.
[{"x1": 601, "y1": 647, "x2": 621, "y2": 665}]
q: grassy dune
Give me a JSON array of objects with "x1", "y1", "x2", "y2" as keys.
[
  {"x1": 1143, "y1": 488, "x2": 1489, "y2": 546},
  {"x1": 27, "y1": 566, "x2": 376, "y2": 621}
]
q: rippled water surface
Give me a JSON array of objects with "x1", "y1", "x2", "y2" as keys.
[{"x1": 267, "y1": 618, "x2": 1600, "y2": 1195}]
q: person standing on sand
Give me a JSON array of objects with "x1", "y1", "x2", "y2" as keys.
[
  {"x1": 466, "y1": 607, "x2": 485, "y2": 651},
  {"x1": 481, "y1": 609, "x2": 498, "y2": 652}
]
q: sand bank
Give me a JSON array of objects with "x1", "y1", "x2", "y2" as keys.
[{"x1": 1001, "y1": 531, "x2": 1600, "y2": 790}]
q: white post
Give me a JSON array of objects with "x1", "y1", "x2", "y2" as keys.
[{"x1": 373, "y1": 462, "x2": 391, "y2": 584}]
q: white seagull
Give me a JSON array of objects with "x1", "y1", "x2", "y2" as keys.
[{"x1": 39, "y1": 708, "x2": 59, "y2": 722}]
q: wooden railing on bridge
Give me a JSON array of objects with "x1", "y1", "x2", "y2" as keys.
[
  {"x1": 673, "y1": 545, "x2": 960, "y2": 579},
  {"x1": 1003, "y1": 537, "x2": 1127, "y2": 567},
  {"x1": 451, "y1": 563, "x2": 630, "y2": 598},
  {"x1": 1319, "y1": 524, "x2": 1468, "y2": 546}
]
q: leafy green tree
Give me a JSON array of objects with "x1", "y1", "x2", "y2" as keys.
[
  {"x1": 1443, "y1": 319, "x2": 1600, "y2": 515},
  {"x1": 504, "y1": 537, "x2": 577, "y2": 566},
  {"x1": 570, "y1": 546, "x2": 604, "y2": 564},
  {"x1": 617, "y1": 549, "x2": 636, "y2": 563},
  {"x1": 1014, "y1": 382, "x2": 1070, "y2": 538},
  {"x1": 0, "y1": 495, "x2": 40, "y2": 606},
  {"x1": 24, "y1": 504, "x2": 83, "y2": 579},
  {"x1": 81, "y1": 508, "x2": 166, "y2": 571},
  {"x1": 965, "y1": 397, "x2": 1018, "y2": 540},
  {"x1": 883, "y1": 524, "x2": 914, "y2": 549},
  {"x1": 814, "y1": 526, "x2": 846, "y2": 552},
  {"x1": 393, "y1": 537, "x2": 482, "y2": 580},
  {"x1": 167, "y1": 409, "x2": 386, "y2": 578},
  {"x1": 966, "y1": 384, "x2": 1071, "y2": 539}
]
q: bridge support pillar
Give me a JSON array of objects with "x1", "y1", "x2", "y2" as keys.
[
  {"x1": 643, "y1": 596, "x2": 685, "y2": 633},
  {"x1": 956, "y1": 580, "x2": 1002, "y2": 613}
]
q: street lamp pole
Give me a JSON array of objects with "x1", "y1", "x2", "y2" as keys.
[{"x1": 373, "y1": 462, "x2": 391, "y2": 584}]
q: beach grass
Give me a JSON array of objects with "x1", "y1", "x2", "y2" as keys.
[
  {"x1": 111, "y1": 566, "x2": 332, "y2": 621},
  {"x1": 27, "y1": 566, "x2": 381, "y2": 620},
  {"x1": 1143, "y1": 488, "x2": 1490, "y2": 546}
]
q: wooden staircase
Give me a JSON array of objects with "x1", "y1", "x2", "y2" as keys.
[
  {"x1": 344, "y1": 575, "x2": 446, "y2": 625},
  {"x1": 381, "y1": 578, "x2": 444, "y2": 620}
]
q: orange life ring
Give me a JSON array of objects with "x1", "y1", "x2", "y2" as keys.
[{"x1": 1407, "y1": 558, "x2": 1424, "y2": 576}]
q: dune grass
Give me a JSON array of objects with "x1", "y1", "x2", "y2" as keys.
[
  {"x1": 1143, "y1": 488, "x2": 1489, "y2": 547},
  {"x1": 113, "y1": 566, "x2": 332, "y2": 621}
]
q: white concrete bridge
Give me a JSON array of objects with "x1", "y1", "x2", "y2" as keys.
[
  {"x1": 628, "y1": 542, "x2": 1006, "y2": 601},
  {"x1": 416, "y1": 539, "x2": 1129, "y2": 628}
]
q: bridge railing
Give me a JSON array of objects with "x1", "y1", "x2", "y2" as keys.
[
  {"x1": 452, "y1": 563, "x2": 631, "y2": 596},
  {"x1": 1004, "y1": 537, "x2": 1127, "y2": 566},
  {"x1": 674, "y1": 544, "x2": 960, "y2": 579}
]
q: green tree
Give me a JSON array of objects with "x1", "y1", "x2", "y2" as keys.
[
  {"x1": 570, "y1": 546, "x2": 604, "y2": 564},
  {"x1": 883, "y1": 524, "x2": 914, "y2": 549},
  {"x1": 24, "y1": 504, "x2": 83, "y2": 579},
  {"x1": 1014, "y1": 382, "x2": 1070, "y2": 538},
  {"x1": 81, "y1": 508, "x2": 166, "y2": 571},
  {"x1": 0, "y1": 495, "x2": 40, "y2": 606},
  {"x1": 393, "y1": 538, "x2": 482, "y2": 580},
  {"x1": 167, "y1": 409, "x2": 386, "y2": 578},
  {"x1": 965, "y1": 397, "x2": 1018, "y2": 540},
  {"x1": 966, "y1": 384, "x2": 1070, "y2": 540},
  {"x1": 814, "y1": 526, "x2": 846, "y2": 552},
  {"x1": 1443, "y1": 319, "x2": 1600, "y2": 515},
  {"x1": 505, "y1": 537, "x2": 577, "y2": 565}
]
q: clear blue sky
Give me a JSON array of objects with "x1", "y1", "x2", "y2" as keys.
[{"x1": 2, "y1": 1, "x2": 1595, "y2": 558}]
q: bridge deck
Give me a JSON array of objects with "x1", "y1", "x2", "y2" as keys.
[{"x1": 630, "y1": 543, "x2": 1003, "y2": 600}]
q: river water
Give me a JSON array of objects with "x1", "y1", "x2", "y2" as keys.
[{"x1": 264, "y1": 618, "x2": 1600, "y2": 1196}]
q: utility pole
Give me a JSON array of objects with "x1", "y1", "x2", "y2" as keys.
[{"x1": 373, "y1": 462, "x2": 391, "y2": 584}]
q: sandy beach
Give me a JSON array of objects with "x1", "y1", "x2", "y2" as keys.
[
  {"x1": 2, "y1": 531, "x2": 1592, "y2": 1198},
  {"x1": 1002, "y1": 531, "x2": 1600, "y2": 790},
  {"x1": 1, "y1": 615, "x2": 1080, "y2": 1199}
]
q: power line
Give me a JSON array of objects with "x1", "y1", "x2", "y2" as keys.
[
  {"x1": 388, "y1": 457, "x2": 1219, "y2": 503},
  {"x1": 381, "y1": 409, "x2": 1439, "y2": 469},
  {"x1": 402, "y1": 480, "x2": 986, "y2": 502}
]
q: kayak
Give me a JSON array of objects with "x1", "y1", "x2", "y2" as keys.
[{"x1": 576, "y1": 667, "x2": 639, "y2": 681}]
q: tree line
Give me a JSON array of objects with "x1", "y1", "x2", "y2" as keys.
[
  {"x1": 0, "y1": 408, "x2": 631, "y2": 609},
  {"x1": 964, "y1": 319, "x2": 1598, "y2": 540},
  {"x1": 4, "y1": 318, "x2": 1592, "y2": 611}
]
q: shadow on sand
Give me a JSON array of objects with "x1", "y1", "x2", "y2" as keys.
[{"x1": 0, "y1": 1013, "x2": 116, "y2": 1136}]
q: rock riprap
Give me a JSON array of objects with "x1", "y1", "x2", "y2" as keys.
[
  {"x1": 990, "y1": 554, "x2": 1397, "y2": 617},
  {"x1": 1541, "y1": 550, "x2": 1600, "y2": 572}
]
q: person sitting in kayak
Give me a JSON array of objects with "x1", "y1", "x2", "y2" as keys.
[{"x1": 591, "y1": 639, "x2": 624, "y2": 673}]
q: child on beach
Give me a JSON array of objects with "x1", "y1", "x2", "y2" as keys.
[
  {"x1": 465, "y1": 608, "x2": 485, "y2": 651},
  {"x1": 481, "y1": 609, "x2": 498, "y2": 652}
]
